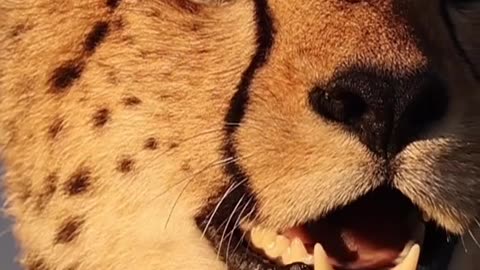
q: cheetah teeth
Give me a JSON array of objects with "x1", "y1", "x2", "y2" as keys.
[{"x1": 249, "y1": 227, "x2": 420, "y2": 270}]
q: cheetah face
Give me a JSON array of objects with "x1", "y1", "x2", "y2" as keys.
[{"x1": 193, "y1": 1, "x2": 480, "y2": 270}]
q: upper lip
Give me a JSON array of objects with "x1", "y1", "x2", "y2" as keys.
[
  {"x1": 197, "y1": 186, "x2": 459, "y2": 270},
  {"x1": 243, "y1": 187, "x2": 425, "y2": 270}
]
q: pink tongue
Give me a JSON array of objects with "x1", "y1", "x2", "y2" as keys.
[{"x1": 285, "y1": 189, "x2": 416, "y2": 269}]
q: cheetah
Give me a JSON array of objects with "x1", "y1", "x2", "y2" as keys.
[{"x1": 1, "y1": 0, "x2": 480, "y2": 269}]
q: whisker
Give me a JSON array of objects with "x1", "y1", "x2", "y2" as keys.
[
  {"x1": 217, "y1": 195, "x2": 246, "y2": 260},
  {"x1": 145, "y1": 128, "x2": 225, "y2": 168},
  {"x1": 164, "y1": 152, "x2": 255, "y2": 229},
  {"x1": 225, "y1": 196, "x2": 255, "y2": 261},
  {"x1": 474, "y1": 217, "x2": 480, "y2": 229},
  {"x1": 208, "y1": 178, "x2": 256, "y2": 237},
  {"x1": 201, "y1": 178, "x2": 249, "y2": 239},
  {"x1": 461, "y1": 236, "x2": 469, "y2": 253},
  {"x1": 468, "y1": 229, "x2": 480, "y2": 249},
  {"x1": 163, "y1": 156, "x2": 235, "y2": 229},
  {"x1": 233, "y1": 228, "x2": 249, "y2": 260}
]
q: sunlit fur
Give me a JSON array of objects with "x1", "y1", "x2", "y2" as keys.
[{"x1": 0, "y1": 0, "x2": 479, "y2": 269}]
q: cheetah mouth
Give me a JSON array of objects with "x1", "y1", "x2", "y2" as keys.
[{"x1": 197, "y1": 188, "x2": 457, "y2": 270}]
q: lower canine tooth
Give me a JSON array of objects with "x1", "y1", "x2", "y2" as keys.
[
  {"x1": 392, "y1": 244, "x2": 420, "y2": 270},
  {"x1": 314, "y1": 244, "x2": 334, "y2": 270}
]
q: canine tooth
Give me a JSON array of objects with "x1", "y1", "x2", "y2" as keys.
[
  {"x1": 265, "y1": 235, "x2": 290, "y2": 259},
  {"x1": 314, "y1": 244, "x2": 334, "y2": 270},
  {"x1": 395, "y1": 241, "x2": 415, "y2": 264},
  {"x1": 392, "y1": 244, "x2": 420, "y2": 270}
]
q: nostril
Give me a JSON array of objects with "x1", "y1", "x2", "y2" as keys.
[
  {"x1": 308, "y1": 69, "x2": 449, "y2": 158},
  {"x1": 309, "y1": 87, "x2": 367, "y2": 125}
]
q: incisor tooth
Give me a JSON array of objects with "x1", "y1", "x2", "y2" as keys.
[
  {"x1": 314, "y1": 244, "x2": 334, "y2": 270},
  {"x1": 250, "y1": 227, "x2": 264, "y2": 249},
  {"x1": 262, "y1": 230, "x2": 277, "y2": 249},
  {"x1": 281, "y1": 247, "x2": 293, "y2": 265},
  {"x1": 291, "y1": 238, "x2": 308, "y2": 257},
  {"x1": 281, "y1": 240, "x2": 313, "y2": 265},
  {"x1": 290, "y1": 238, "x2": 311, "y2": 264},
  {"x1": 392, "y1": 244, "x2": 420, "y2": 270},
  {"x1": 265, "y1": 235, "x2": 290, "y2": 259}
]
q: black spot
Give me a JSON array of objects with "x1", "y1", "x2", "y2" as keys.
[
  {"x1": 25, "y1": 258, "x2": 49, "y2": 270},
  {"x1": 168, "y1": 142, "x2": 179, "y2": 149},
  {"x1": 55, "y1": 218, "x2": 84, "y2": 244},
  {"x1": 50, "y1": 61, "x2": 85, "y2": 91},
  {"x1": 223, "y1": 0, "x2": 274, "y2": 136},
  {"x1": 48, "y1": 118, "x2": 64, "y2": 139},
  {"x1": 66, "y1": 169, "x2": 91, "y2": 196},
  {"x1": 197, "y1": 48, "x2": 210, "y2": 54},
  {"x1": 117, "y1": 157, "x2": 135, "y2": 173},
  {"x1": 36, "y1": 173, "x2": 58, "y2": 211},
  {"x1": 222, "y1": 0, "x2": 274, "y2": 194},
  {"x1": 144, "y1": 137, "x2": 158, "y2": 150},
  {"x1": 84, "y1": 22, "x2": 109, "y2": 54},
  {"x1": 92, "y1": 108, "x2": 111, "y2": 127},
  {"x1": 11, "y1": 24, "x2": 27, "y2": 38},
  {"x1": 106, "y1": 0, "x2": 120, "y2": 9},
  {"x1": 123, "y1": 96, "x2": 142, "y2": 107}
]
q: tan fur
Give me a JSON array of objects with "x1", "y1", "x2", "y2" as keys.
[{"x1": 0, "y1": 0, "x2": 479, "y2": 269}]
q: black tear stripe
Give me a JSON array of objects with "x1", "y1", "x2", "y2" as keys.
[
  {"x1": 223, "y1": 0, "x2": 274, "y2": 134},
  {"x1": 440, "y1": 0, "x2": 480, "y2": 81},
  {"x1": 220, "y1": 0, "x2": 274, "y2": 223},
  {"x1": 196, "y1": 0, "x2": 275, "y2": 249}
]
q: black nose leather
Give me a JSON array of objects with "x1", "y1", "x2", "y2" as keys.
[{"x1": 309, "y1": 69, "x2": 449, "y2": 157}]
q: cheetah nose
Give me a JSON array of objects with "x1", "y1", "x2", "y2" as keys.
[{"x1": 308, "y1": 69, "x2": 449, "y2": 158}]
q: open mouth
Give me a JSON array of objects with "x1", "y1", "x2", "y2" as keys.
[{"x1": 198, "y1": 187, "x2": 457, "y2": 270}]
